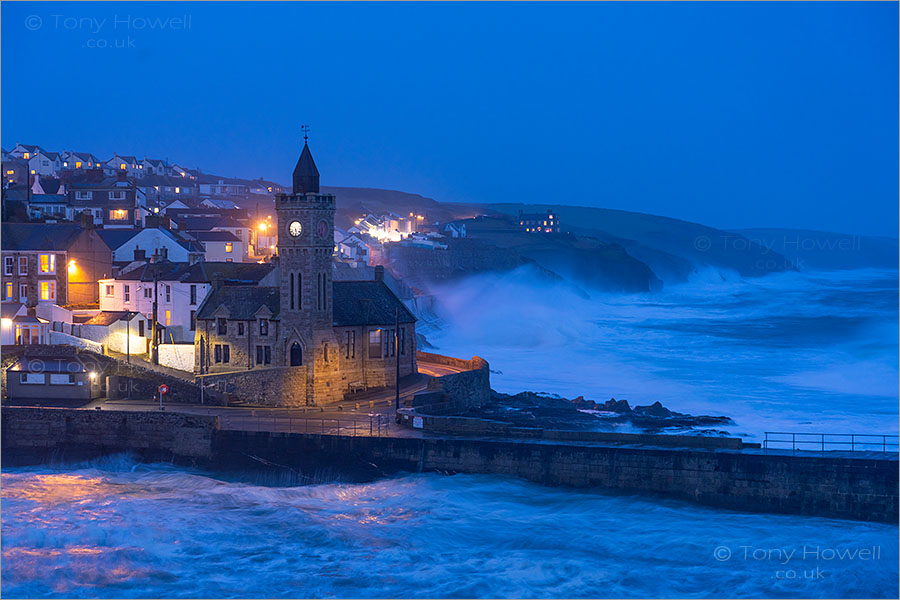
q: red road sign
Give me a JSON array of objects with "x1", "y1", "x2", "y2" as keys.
[{"x1": 158, "y1": 384, "x2": 169, "y2": 395}]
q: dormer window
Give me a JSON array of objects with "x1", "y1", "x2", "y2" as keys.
[{"x1": 259, "y1": 319, "x2": 269, "y2": 336}]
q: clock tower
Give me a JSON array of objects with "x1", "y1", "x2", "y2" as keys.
[{"x1": 275, "y1": 135, "x2": 337, "y2": 403}]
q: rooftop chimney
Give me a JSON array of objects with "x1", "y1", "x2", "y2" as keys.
[
  {"x1": 116, "y1": 170, "x2": 127, "y2": 183},
  {"x1": 134, "y1": 248, "x2": 146, "y2": 261},
  {"x1": 374, "y1": 265, "x2": 385, "y2": 282}
]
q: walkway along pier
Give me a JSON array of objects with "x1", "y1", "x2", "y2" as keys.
[{"x1": 2, "y1": 407, "x2": 897, "y2": 523}]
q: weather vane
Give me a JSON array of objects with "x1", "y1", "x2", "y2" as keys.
[{"x1": 301, "y1": 124, "x2": 310, "y2": 142}]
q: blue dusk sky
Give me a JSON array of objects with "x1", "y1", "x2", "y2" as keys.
[{"x1": 2, "y1": 1, "x2": 897, "y2": 236}]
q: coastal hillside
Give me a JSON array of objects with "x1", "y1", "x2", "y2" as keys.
[{"x1": 489, "y1": 204, "x2": 795, "y2": 282}]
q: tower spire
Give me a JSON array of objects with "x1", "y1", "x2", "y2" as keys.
[{"x1": 292, "y1": 127, "x2": 319, "y2": 194}]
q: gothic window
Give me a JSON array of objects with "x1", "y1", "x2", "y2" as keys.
[
  {"x1": 290, "y1": 343, "x2": 302, "y2": 366},
  {"x1": 290, "y1": 273, "x2": 295, "y2": 310},
  {"x1": 217, "y1": 318, "x2": 227, "y2": 335},
  {"x1": 297, "y1": 273, "x2": 302, "y2": 309}
]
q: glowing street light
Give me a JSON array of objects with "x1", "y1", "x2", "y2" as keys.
[{"x1": 68, "y1": 260, "x2": 77, "y2": 275}]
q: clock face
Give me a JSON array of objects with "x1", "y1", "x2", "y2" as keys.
[
  {"x1": 317, "y1": 219, "x2": 328, "y2": 239},
  {"x1": 288, "y1": 220, "x2": 302, "y2": 238}
]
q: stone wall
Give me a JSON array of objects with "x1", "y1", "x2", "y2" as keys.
[
  {"x1": 1, "y1": 407, "x2": 217, "y2": 463},
  {"x1": 212, "y1": 432, "x2": 900, "y2": 523},
  {"x1": 415, "y1": 351, "x2": 491, "y2": 409},
  {"x1": 200, "y1": 365, "x2": 308, "y2": 407}
]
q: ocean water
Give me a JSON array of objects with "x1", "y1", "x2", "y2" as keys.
[
  {"x1": 426, "y1": 267, "x2": 900, "y2": 440},
  {"x1": 1, "y1": 458, "x2": 897, "y2": 599},
  {"x1": 2, "y1": 267, "x2": 897, "y2": 598}
]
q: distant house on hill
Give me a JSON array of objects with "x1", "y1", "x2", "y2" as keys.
[{"x1": 518, "y1": 209, "x2": 561, "y2": 233}]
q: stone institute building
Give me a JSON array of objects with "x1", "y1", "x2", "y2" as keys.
[{"x1": 194, "y1": 140, "x2": 416, "y2": 406}]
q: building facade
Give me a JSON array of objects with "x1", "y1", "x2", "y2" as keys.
[{"x1": 194, "y1": 140, "x2": 416, "y2": 405}]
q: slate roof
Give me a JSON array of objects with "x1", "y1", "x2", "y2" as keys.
[
  {"x1": 193, "y1": 230, "x2": 240, "y2": 242},
  {"x1": 1, "y1": 302, "x2": 25, "y2": 319},
  {"x1": 0, "y1": 223, "x2": 87, "y2": 251},
  {"x1": 8, "y1": 356, "x2": 87, "y2": 374},
  {"x1": 98, "y1": 228, "x2": 141, "y2": 250},
  {"x1": 196, "y1": 286, "x2": 280, "y2": 320},
  {"x1": 195, "y1": 279, "x2": 413, "y2": 327},
  {"x1": 333, "y1": 281, "x2": 416, "y2": 326},
  {"x1": 114, "y1": 260, "x2": 273, "y2": 284},
  {"x1": 29, "y1": 194, "x2": 67, "y2": 204}
]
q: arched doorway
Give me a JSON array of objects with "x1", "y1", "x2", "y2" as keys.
[{"x1": 290, "y1": 343, "x2": 302, "y2": 366}]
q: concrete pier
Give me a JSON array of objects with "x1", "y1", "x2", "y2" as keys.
[{"x1": 2, "y1": 407, "x2": 897, "y2": 523}]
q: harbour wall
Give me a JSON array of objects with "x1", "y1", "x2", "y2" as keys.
[{"x1": 2, "y1": 407, "x2": 897, "y2": 523}]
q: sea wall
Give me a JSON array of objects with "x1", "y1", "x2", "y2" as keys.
[
  {"x1": 414, "y1": 351, "x2": 491, "y2": 409},
  {"x1": 1, "y1": 407, "x2": 217, "y2": 463},
  {"x1": 2, "y1": 408, "x2": 896, "y2": 523},
  {"x1": 199, "y1": 366, "x2": 309, "y2": 407},
  {"x1": 212, "y1": 432, "x2": 898, "y2": 523}
]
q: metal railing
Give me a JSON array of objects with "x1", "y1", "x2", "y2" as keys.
[
  {"x1": 218, "y1": 413, "x2": 392, "y2": 437},
  {"x1": 763, "y1": 432, "x2": 899, "y2": 455}
]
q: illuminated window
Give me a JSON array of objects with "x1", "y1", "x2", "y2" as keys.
[
  {"x1": 109, "y1": 209, "x2": 128, "y2": 220},
  {"x1": 63, "y1": 162, "x2": 68, "y2": 167},
  {"x1": 39, "y1": 281, "x2": 56, "y2": 301},
  {"x1": 39, "y1": 254, "x2": 55, "y2": 274},
  {"x1": 165, "y1": 310, "x2": 171, "y2": 327},
  {"x1": 225, "y1": 242, "x2": 233, "y2": 253},
  {"x1": 23, "y1": 153, "x2": 29, "y2": 159},
  {"x1": 120, "y1": 163, "x2": 126, "y2": 170},
  {"x1": 30, "y1": 170, "x2": 35, "y2": 175},
  {"x1": 175, "y1": 187, "x2": 180, "y2": 193},
  {"x1": 368, "y1": 329, "x2": 382, "y2": 359},
  {"x1": 6, "y1": 170, "x2": 13, "y2": 175},
  {"x1": 4, "y1": 282, "x2": 12, "y2": 300}
]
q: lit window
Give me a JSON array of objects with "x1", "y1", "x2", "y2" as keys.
[
  {"x1": 4, "y1": 282, "x2": 12, "y2": 300},
  {"x1": 6, "y1": 170, "x2": 13, "y2": 175},
  {"x1": 120, "y1": 163, "x2": 126, "y2": 170},
  {"x1": 165, "y1": 310, "x2": 171, "y2": 326},
  {"x1": 175, "y1": 187, "x2": 180, "y2": 193},
  {"x1": 39, "y1": 254, "x2": 55, "y2": 274},
  {"x1": 39, "y1": 281, "x2": 56, "y2": 301},
  {"x1": 23, "y1": 153, "x2": 29, "y2": 159},
  {"x1": 109, "y1": 209, "x2": 128, "y2": 220},
  {"x1": 225, "y1": 243, "x2": 233, "y2": 253},
  {"x1": 63, "y1": 162, "x2": 68, "y2": 167},
  {"x1": 30, "y1": 170, "x2": 35, "y2": 175}
]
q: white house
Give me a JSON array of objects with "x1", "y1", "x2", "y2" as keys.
[
  {"x1": 443, "y1": 222, "x2": 467, "y2": 238},
  {"x1": 104, "y1": 154, "x2": 143, "y2": 178},
  {"x1": 61, "y1": 151, "x2": 100, "y2": 170},
  {"x1": 28, "y1": 150, "x2": 63, "y2": 176},
  {"x1": 98, "y1": 261, "x2": 274, "y2": 343},
  {"x1": 142, "y1": 158, "x2": 167, "y2": 176},
  {"x1": 192, "y1": 231, "x2": 243, "y2": 262},
  {"x1": 98, "y1": 228, "x2": 204, "y2": 264}
]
